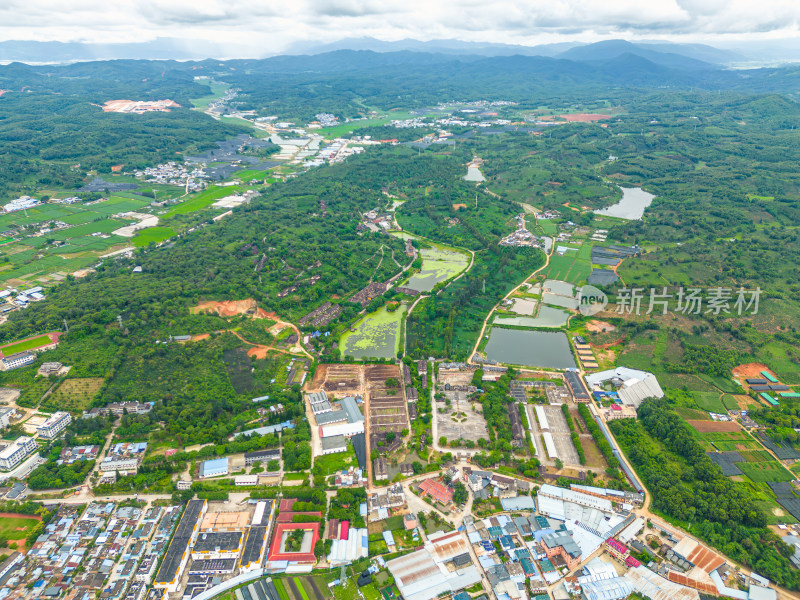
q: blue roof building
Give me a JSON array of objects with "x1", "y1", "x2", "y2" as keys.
[{"x1": 199, "y1": 457, "x2": 229, "y2": 478}]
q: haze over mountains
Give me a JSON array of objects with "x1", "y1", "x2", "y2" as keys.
[{"x1": 3, "y1": 35, "x2": 800, "y2": 66}]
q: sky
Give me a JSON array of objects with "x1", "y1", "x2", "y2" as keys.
[{"x1": 0, "y1": 0, "x2": 799, "y2": 56}]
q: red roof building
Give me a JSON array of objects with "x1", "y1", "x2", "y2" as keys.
[
  {"x1": 419, "y1": 478, "x2": 454, "y2": 505},
  {"x1": 279, "y1": 498, "x2": 297, "y2": 511},
  {"x1": 276, "y1": 511, "x2": 323, "y2": 523},
  {"x1": 268, "y1": 522, "x2": 320, "y2": 564}
]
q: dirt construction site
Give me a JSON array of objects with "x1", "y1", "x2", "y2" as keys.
[
  {"x1": 309, "y1": 363, "x2": 409, "y2": 455},
  {"x1": 732, "y1": 362, "x2": 779, "y2": 384}
]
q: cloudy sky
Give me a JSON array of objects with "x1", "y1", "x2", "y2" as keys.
[{"x1": 1, "y1": 0, "x2": 799, "y2": 55}]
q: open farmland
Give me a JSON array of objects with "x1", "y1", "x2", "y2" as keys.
[
  {"x1": 41, "y1": 377, "x2": 104, "y2": 413},
  {"x1": 687, "y1": 420, "x2": 741, "y2": 433},
  {"x1": 311, "y1": 363, "x2": 363, "y2": 397},
  {"x1": 738, "y1": 461, "x2": 794, "y2": 483},
  {"x1": 274, "y1": 576, "x2": 330, "y2": 600},
  {"x1": 366, "y1": 363, "x2": 408, "y2": 443}
]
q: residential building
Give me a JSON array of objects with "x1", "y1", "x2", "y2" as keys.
[
  {"x1": 36, "y1": 411, "x2": 72, "y2": 439},
  {"x1": 0, "y1": 436, "x2": 37, "y2": 471},
  {"x1": 541, "y1": 531, "x2": 582, "y2": 570},
  {"x1": 99, "y1": 441, "x2": 148, "y2": 473},
  {"x1": 37, "y1": 362, "x2": 65, "y2": 376}
]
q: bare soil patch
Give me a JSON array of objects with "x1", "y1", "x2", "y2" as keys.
[
  {"x1": 688, "y1": 420, "x2": 741, "y2": 433},
  {"x1": 732, "y1": 362, "x2": 774, "y2": 382},
  {"x1": 585, "y1": 320, "x2": 616, "y2": 333}
]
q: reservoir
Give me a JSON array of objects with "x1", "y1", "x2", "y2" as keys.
[
  {"x1": 464, "y1": 166, "x2": 486, "y2": 182},
  {"x1": 594, "y1": 186, "x2": 655, "y2": 220},
  {"x1": 484, "y1": 328, "x2": 576, "y2": 369}
]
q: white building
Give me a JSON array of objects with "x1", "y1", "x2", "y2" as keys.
[
  {"x1": 0, "y1": 436, "x2": 37, "y2": 471},
  {"x1": 36, "y1": 411, "x2": 72, "y2": 439},
  {"x1": 234, "y1": 475, "x2": 258, "y2": 486},
  {"x1": 3, "y1": 196, "x2": 40, "y2": 213},
  {"x1": 99, "y1": 457, "x2": 139, "y2": 473},
  {"x1": 0, "y1": 352, "x2": 35, "y2": 371},
  {"x1": 0, "y1": 407, "x2": 14, "y2": 429},
  {"x1": 584, "y1": 367, "x2": 664, "y2": 408},
  {"x1": 320, "y1": 421, "x2": 364, "y2": 439}
]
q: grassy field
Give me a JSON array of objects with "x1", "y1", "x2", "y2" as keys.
[
  {"x1": 191, "y1": 82, "x2": 229, "y2": 111},
  {"x1": 675, "y1": 406, "x2": 710, "y2": 421},
  {"x1": 0, "y1": 334, "x2": 53, "y2": 355},
  {"x1": 41, "y1": 377, "x2": 104, "y2": 413},
  {"x1": 132, "y1": 226, "x2": 176, "y2": 247},
  {"x1": 164, "y1": 186, "x2": 240, "y2": 217},
  {"x1": 0, "y1": 515, "x2": 40, "y2": 540},
  {"x1": 313, "y1": 444, "x2": 359, "y2": 476},
  {"x1": 543, "y1": 243, "x2": 592, "y2": 284},
  {"x1": 692, "y1": 391, "x2": 727, "y2": 413},
  {"x1": 233, "y1": 169, "x2": 272, "y2": 181},
  {"x1": 340, "y1": 304, "x2": 408, "y2": 360}
]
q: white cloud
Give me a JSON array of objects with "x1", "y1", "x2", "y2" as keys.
[{"x1": 0, "y1": 0, "x2": 797, "y2": 54}]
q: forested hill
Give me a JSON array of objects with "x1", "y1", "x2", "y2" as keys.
[{"x1": 0, "y1": 147, "x2": 437, "y2": 345}]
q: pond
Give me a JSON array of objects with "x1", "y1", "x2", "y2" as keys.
[
  {"x1": 464, "y1": 166, "x2": 486, "y2": 182},
  {"x1": 495, "y1": 306, "x2": 570, "y2": 329},
  {"x1": 391, "y1": 232, "x2": 470, "y2": 292},
  {"x1": 484, "y1": 328, "x2": 576, "y2": 369},
  {"x1": 593, "y1": 186, "x2": 655, "y2": 220},
  {"x1": 339, "y1": 304, "x2": 408, "y2": 360}
]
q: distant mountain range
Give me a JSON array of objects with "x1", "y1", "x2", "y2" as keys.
[
  {"x1": 289, "y1": 37, "x2": 744, "y2": 67},
  {"x1": 0, "y1": 38, "x2": 225, "y2": 63},
  {"x1": 5, "y1": 35, "x2": 800, "y2": 67}
]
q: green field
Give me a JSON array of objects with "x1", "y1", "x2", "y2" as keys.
[
  {"x1": 233, "y1": 169, "x2": 272, "y2": 181},
  {"x1": 0, "y1": 515, "x2": 40, "y2": 540},
  {"x1": 164, "y1": 186, "x2": 240, "y2": 217},
  {"x1": 738, "y1": 461, "x2": 795, "y2": 483},
  {"x1": 675, "y1": 406, "x2": 710, "y2": 421},
  {"x1": 132, "y1": 226, "x2": 176, "y2": 247},
  {"x1": 340, "y1": 304, "x2": 408, "y2": 360},
  {"x1": 692, "y1": 391, "x2": 727, "y2": 413},
  {"x1": 191, "y1": 82, "x2": 230, "y2": 111},
  {"x1": 544, "y1": 244, "x2": 592, "y2": 284},
  {"x1": 0, "y1": 334, "x2": 53, "y2": 355}
]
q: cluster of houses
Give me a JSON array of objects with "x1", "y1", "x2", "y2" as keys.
[{"x1": 8, "y1": 502, "x2": 179, "y2": 600}]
